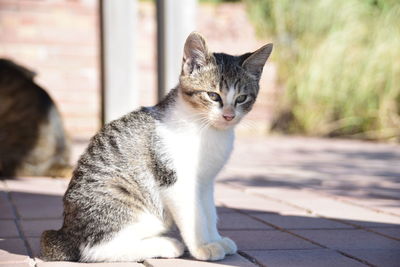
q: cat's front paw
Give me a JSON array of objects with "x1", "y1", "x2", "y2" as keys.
[
  {"x1": 159, "y1": 237, "x2": 185, "y2": 259},
  {"x1": 217, "y1": 237, "x2": 237, "y2": 255},
  {"x1": 191, "y1": 242, "x2": 225, "y2": 261}
]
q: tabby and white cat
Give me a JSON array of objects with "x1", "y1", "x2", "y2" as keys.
[{"x1": 41, "y1": 32, "x2": 272, "y2": 262}]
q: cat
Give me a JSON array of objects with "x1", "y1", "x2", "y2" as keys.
[
  {"x1": 0, "y1": 59, "x2": 72, "y2": 178},
  {"x1": 40, "y1": 32, "x2": 272, "y2": 262}
]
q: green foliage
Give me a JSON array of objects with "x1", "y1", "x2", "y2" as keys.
[{"x1": 245, "y1": 0, "x2": 400, "y2": 141}]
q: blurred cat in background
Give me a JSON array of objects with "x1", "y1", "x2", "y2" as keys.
[{"x1": 0, "y1": 59, "x2": 72, "y2": 178}]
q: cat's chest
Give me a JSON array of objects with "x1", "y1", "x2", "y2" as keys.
[{"x1": 156, "y1": 123, "x2": 234, "y2": 180}]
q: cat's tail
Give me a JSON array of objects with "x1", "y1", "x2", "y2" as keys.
[{"x1": 40, "y1": 230, "x2": 79, "y2": 261}]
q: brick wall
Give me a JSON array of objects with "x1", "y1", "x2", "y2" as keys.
[
  {"x1": 0, "y1": 0, "x2": 100, "y2": 140},
  {"x1": 0, "y1": 1, "x2": 277, "y2": 140}
]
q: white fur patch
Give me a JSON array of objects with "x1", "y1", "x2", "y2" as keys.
[
  {"x1": 156, "y1": 95, "x2": 234, "y2": 251},
  {"x1": 79, "y1": 212, "x2": 169, "y2": 262},
  {"x1": 225, "y1": 87, "x2": 236, "y2": 106},
  {"x1": 156, "y1": 95, "x2": 234, "y2": 185}
]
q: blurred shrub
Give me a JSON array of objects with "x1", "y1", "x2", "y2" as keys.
[{"x1": 245, "y1": 0, "x2": 400, "y2": 141}]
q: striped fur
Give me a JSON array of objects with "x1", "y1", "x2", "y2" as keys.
[{"x1": 40, "y1": 32, "x2": 272, "y2": 262}]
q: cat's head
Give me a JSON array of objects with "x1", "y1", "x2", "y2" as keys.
[{"x1": 179, "y1": 32, "x2": 273, "y2": 130}]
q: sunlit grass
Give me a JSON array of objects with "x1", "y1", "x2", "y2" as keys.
[{"x1": 245, "y1": 0, "x2": 400, "y2": 141}]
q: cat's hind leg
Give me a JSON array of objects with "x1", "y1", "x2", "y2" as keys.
[{"x1": 79, "y1": 212, "x2": 184, "y2": 262}]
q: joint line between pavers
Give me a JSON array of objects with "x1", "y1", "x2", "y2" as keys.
[
  {"x1": 338, "y1": 251, "x2": 377, "y2": 267},
  {"x1": 3, "y1": 182, "x2": 35, "y2": 259},
  {"x1": 222, "y1": 182, "x2": 400, "y2": 241},
  {"x1": 237, "y1": 250, "x2": 266, "y2": 267},
  {"x1": 301, "y1": 186, "x2": 400, "y2": 218},
  {"x1": 227, "y1": 205, "x2": 327, "y2": 248},
  {"x1": 329, "y1": 195, "x2": 400, "y2": 218},
  {"x1": 220, "y1": 202, "x2": 376, "y2": 267},
  {"x1": 220, "y1": 181, "x2": 313, "y2": 214},
  {"x1": 322, "y1": 217, "x2": 400, "y2": 242}
]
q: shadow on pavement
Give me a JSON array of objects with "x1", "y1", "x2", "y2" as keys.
[{"x1": 0, "y1": 190, "x2": 399, "y2": 266}]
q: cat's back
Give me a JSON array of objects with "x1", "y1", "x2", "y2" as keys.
[
  {"x1": 63, "y1": 107, "x2": 167, "y2": 230},
  {"x1": 71, "y1": 107, "x2": 159, "y2": 182}
]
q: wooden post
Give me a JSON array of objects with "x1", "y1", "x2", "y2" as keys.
[
  {"x1": 156, "y1": 0, "x2": 197, "y2": 100},
  {"x1": 100, "y1": 0, "x2": 138, "y2": 124}
]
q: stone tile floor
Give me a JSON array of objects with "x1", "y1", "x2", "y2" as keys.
[{"x1": 1, "y1": 136, "x2": 399, "y2": 267}]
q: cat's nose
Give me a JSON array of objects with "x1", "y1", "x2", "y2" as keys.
[{"x1": 222, "y1": 114, "x2": 235, "y2": 121}]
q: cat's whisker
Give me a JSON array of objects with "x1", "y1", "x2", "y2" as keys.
[
  {"x1": 241, "y1": 119, "x2": 257, "y2": 128},
  {"x1": 197, "y1": 118, "x2": 212, "y2": 135},
  {"x1": 168, "y1": 113, "x2": 209, "y2": 126}
]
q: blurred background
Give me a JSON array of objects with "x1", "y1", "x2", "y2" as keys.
[{"x1": 1, "y1": 0, "x2": 399, "y2": 143}]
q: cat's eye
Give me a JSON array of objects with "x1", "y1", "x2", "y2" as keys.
[
  {"x1": 236, "y1": 95, "x2": 247, "y2": 104},
  {"x1": 207, "y1": 92, "x2": 221, "y2": 102}
]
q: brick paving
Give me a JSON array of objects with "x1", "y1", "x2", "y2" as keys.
[{"x1": 0, "y1": 136, "x2": 399, "y2": 266}]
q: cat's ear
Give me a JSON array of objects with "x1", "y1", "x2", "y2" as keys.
[
  {"x1": 182, "y1": 32, "x2": 210, "y2": 76},
  {"x1": 242, "y1": 43, "x2": 273, "y2": 79}
]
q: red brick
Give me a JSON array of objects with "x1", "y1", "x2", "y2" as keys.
[
  {"x1": 253, "y1": 213, "x2": 354, "y2": 230},
  {"x1": 218, "y1": 213, "x2": 273, "y2": 230},
  {"x1": 146, "y1": 254, "x2": 256, "y2": 267},
  {"x1": 221, "y1": 230, "x2": 318, "y2": 250},
  {"x1": 244, "y1": 249, "x2": 366, "y2": 267},
  {"x1": 0, "y1": 238, "x2": 29, "y2": 261},
  {"x1": 0, "y1": 220, "x2": 19, "y2": 238},
  {"x1": 11, "y1": 192, "x2": 63, "y2": 219},
  {"x1": 341, "y1": 249, "x2": 400, "y2": 267},
  {"x1": 0, "y1": 192, "x2": 15, "y2": 219},
  {"x1": 20, "y1": 219, "x2": 63, "y2": 238},
  {"x1": 293, "y1": 229, "x2": 400, "y2": 250}
]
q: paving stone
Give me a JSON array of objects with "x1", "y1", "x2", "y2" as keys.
[
  {"x1": 293, "y1": 229, "x2": 400, "y2": 250},
  {"x1": 220, "y1": 194, "x2": 303, "y2": 214},
  {"x1": 215, "y1": 184, "x2": 247, "y2": 200},
  {"x1": 216, "y1": 206, "x2": 237, "y2": 214},
  {"x1": 345, "y1": 219, "x2": 400, "y2": 228},
  {"x1": 0, "y1": 181, "x2": 6, "y2": 191},
  {"x1": 338, "y1": 197, "x2": 400, "y2": 217},
  {"x1": 0, "y1": 192, "x2": 15, "y2": 219},
  {"x1": 5, "y1": 178, "x2": 66, "y2": 196},
  {"x1": 0, "y1": 238, "x2": 29, "y2": 262},
  {"x1": 26, "y1": 238, "x2": 40, "y2": 258},
  {"x1": 1, "y1": 135, "x2": 399, "y2": 267},
  {"x1": 216, "y1": 184, "x2": 293, "y2": 212},
  {"x1": 252, "y1": 213, "x2": 354, "y2": 230},
  {"x1": 146, "y1": 253, "x2": 256, "y2": 267},
  {"x1": 0, "y1": 263, "x2": 34, "y2": 267},
  {"x1": 244, "y1": 249, "x2": 366, "y2": 267},
  {"x1": 218, "y1": 213, "x2": 272, "y2": 230},
  {"x1": 221, "y1": 230, "x2": 319, "y2": 250},
  {"x1": 370, "y1": 227, "x2": 400, "y2": 240},
  {"x1": 342, "y1": 249, "x2": 400, "y2": 267},
  {"x1": 58, "y1": 179, "x2": 71, "y2": 190},
  {"x1": 37, "y1": 262, "x2": 144, "y2": 266},
  {"x1": 248, "y1": 187, "x2": 400, "y2": 225},
  {"x1": 0, "y1": 220, "x2": 20, "y2": 238},
  {"x1": 11, "y1": 193, "x2": 63, "y2": 219},
  {"x1": 20, "y1": 219, "x2": 63, "y2": 237}
]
